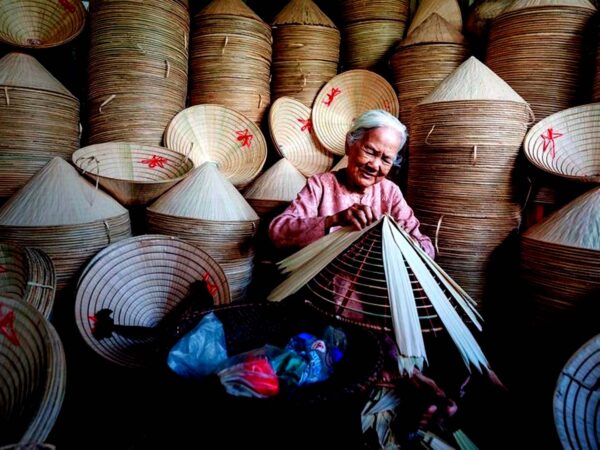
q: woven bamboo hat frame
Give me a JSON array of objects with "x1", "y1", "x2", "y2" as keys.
[
  {"x1": 190, "y1": 0, "x2": 272, "y2": 124},
  {"x1": 342, "y1": 0, "x2": 409, "y2": 23},
  {"x1": 486, "y1": 0, "x2": 597, "y2": 121},
  {"x1": 165, "y1": 104, "x2": 267, "y2": 189},
  {"x1": 87, "y1": 0, "x2": 189, "y2": 146},
  {"x1": 72, "y1": 142, "x2": 194, "y2": 206},
  {"x1": 75, "y1": 235, "x2": 230, "y2": 368},
  {"x1": 594, "y1": 23, "x2": 600, "y2": 102},
  {"x1": 390, "y1": 13, "x2": 469, "y2": 126},
  {"x1": 311, "y1": 70, "x2": 400, "y2": 156},
  {"x1": 523, "y1": 103, "x2": 600, "y2": 183},
  {"x1": 407, "y1": 0, "x2": 462, "y2": 35},
  {"x1": 520, "y1": 186, "x2": 600, "y2": 322},
  {"x1": 0, "y1": 52, "x2": 80, "y2": 199},
  {"x1": 0, "y1": 0, "x2": 86, "y2": 48},
  {"x1": 0, "y1": 158, "x2": 132, "y2": 293},
  {"x1": 553, "y1": 334, "x2": 600, "y2": 450},
  {"x1": 0, "y1": 296, "x2": 66, "y2": 446},
  {"x1": 271, "y1": 0, "x2": 340, "y2": 107},
  {"x1": 269, "y1": 96, "x2": 333, "y2": 176},
  {"x1": 0, "y1": 243, "x2": 55, "y2": 319},
  {"x1": 465, "y1": 0, "x2": 514, "y2": 45}
]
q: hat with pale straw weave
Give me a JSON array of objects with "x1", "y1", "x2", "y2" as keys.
[{"x1": 407, "y1": 0, "x2": 462, "y2": 35}]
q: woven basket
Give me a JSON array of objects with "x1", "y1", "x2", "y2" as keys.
[
  {"x1": 523, "y1": 103, "x2": 600, "y2": 183},
  {"x1": 0, "y1": 243, "x2": 55, "y2": 319},
  {"x1": 75, "y1": 235, "x2": 231, "y2": 368},
  {"x1": 312, "y1": 70, "x2": 399, "y2": 155},
  {"x1": 165, "y1": 104, "x2": 267, "y2": 189},
  {"x1": 269, "y1": 96, "x2": 332, "y2": 176},
  {"x1": 0, "y1": 0, "x2": 86, "y2": 48},
  {"x1": 72, "y1": 142, "x2": 194, "y2": 205},
  {"x1": 0, "y1": 296, "x2": 66, "y2": 446},
  {"x1": 553, "y1": 334, "x2": 599, "y2": 450}
]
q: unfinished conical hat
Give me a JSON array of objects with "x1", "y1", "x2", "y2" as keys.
[
  {"x1": 0, "y1": 0, "x2": 86, "y2": 49},
  {"x1": 148, "y1": 162, "x2": 259, "y2": 222},
  {"x1": 244, "y1": 158, "x2": 306, "y2": 202},
  {"x1": 407, "y1": 0, "x2": 463, "y2": 35},
  {"x1": 197, "y1": 0, "x2": 265, "y2": 21},
  {"x1": 269, "y1": 96, "x2": 333, "y2": 177},
  {"x1": 419, "y1": 56, "x2": 527, "y2": 104},
  {"x1": 272, "y1": 0, "x2": 337, "y2": 27},
  {"x1": 523, "y1": 187, "x2": 599, "y2": 251},
  {"x1": 269, "y1": 215, "x2": 489, "y2": 375},
  {"x1": 523, "y1": 103, "x2": 600, "y2": 183},
  {"x1": 0, "y1": 158, "x2": 128, "y2": 227},
  {"x1": 400, "y1": 13, "x2": 465, "y2": 47},
  {"x1": 504, "y1": 0, "x2": 596, "y2": 12},
  {"x1": 164, "y1": 104, "x2": 267, "y2": 189},
  {"x1": 0, "y1": 52, "x2": 75, "y2": 98}
]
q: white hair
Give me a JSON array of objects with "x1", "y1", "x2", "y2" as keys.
[{"x1": 346, "y1": 109, "x2": 408, "y2": 151}]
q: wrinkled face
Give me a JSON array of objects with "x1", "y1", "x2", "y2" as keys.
[{"x1": 345, "y1": 126, "x2": 402, "y2": 191}]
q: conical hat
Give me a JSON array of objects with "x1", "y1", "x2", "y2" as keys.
[
  {"x1": 244, "y1": 158, "x2": 306, "y2": 202},
  {"x1": 407, "y1": 0, "x2": 463, "y2": 36},
  {"x1": 148, "y1": 162, "x2": 259, "y2": 222},
  {"x1": 0, "y1": 52, "x2": 75, "y2": 98},
  {"x1": 523, "y1": 187, "x2": 599, "y2": 251},
  {"x1": 0, "y1": 0, "x2": 86, "y2": 49},
  {"x1": 400, "y1": 13, "x2": 465, "y2": 47},
  {"x1": 419, "y1": 56, "x2": 528, "y2": 104},
  {"x1": 0, "y1": 158, "x2": 128, "y2": 227},
  {"x1": 197, "y1": 0, "x2": 265, "y2": 21},
  {"x1": 505, "y1": 0, "x2": 596, "y2": 12},
  {"x1": 272, "y1": 0, "x2": 337, "y2": 28}
]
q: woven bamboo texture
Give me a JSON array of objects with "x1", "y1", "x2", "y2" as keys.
[
  {"x1": 523, "y1": 103, "x2": 600, "y2": 183},
  {"x1": 486, "y1": 2, "x2": 597, "y2": 121},
  {"x1": 0, "y1": 243, "x2": 55, "y2": 319},
  {"x1": 465, "y1": 0, "x2": 514, "y2": 55},
  {"x1": 87, "y1": 0, "x2": 189, "y2": 145},
  {"x1": 0, "y1": 52, "x2": 80, "y2": 199},
  {"x1": 407, "y1": 0, "x2": 462, "y2": 35},
  {"x1": 0, "y1": 296, "x2": 66, "y2": 446},
  {"x1": 0, "y1": 0, "x2": 86, "y2": 48},
  {"x1": 72, "y1": 142, "x2": 194, "y2": 205},
  {"x1": 595, "y1": 23, "x2": 600, "y2": 101},
  {"x1": 190, "y1": 0, "x2": 271, "y2": 124}
]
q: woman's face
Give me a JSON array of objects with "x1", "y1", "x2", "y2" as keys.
[{"x1": 345, "y1": 126, "x2": 401, "y2": 191}]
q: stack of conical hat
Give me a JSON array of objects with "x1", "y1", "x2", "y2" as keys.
[
  {"x1": 271, "y1": 0, "x2": 340, "y2": 107},
  {"x1": 146, "y1": 162, "x2": 260, "y2": 302},
  {"x1": 244, "y1": 158, "x2": 306, "y2": 217},
  {"x1": 341, "y1": 0, "x2": 410, "y2": 69},
  {"x1": 269, "y1": 215, "x2": 490, "y2": 375},
  {"x1": 0, "y1": 53, "x2": 80, "y2": 199},
  {"x1": 465, "y1": 0, "x2": 514, "y2": 58},
  {"x1": 407, "y1": 57, "x2": 532, "y2": 303},
  {"x1": 390, "y1": 14, "x2": 469, "y2": 128},
  {"x1": 594, "y1": 22, "x2": 600, "y2": 102},
  {"x1": 486, "y1": 0, "x2": 597, "y2": 121},
  {"x1": 0, "y1": 158, "x2": 132, "y2": 294},
  {"x1": 0, "y1": 296, "x2": 66, "y2": 445},
  {"x1": 190, "y1": 0, "x2": 272, "y2": 125},
  {"x1": 0, "y1": 0, "x2": 86, "y2": 48},
  {"x1": 407, "y1": 0, "x2": 463, "y2": 35},
  {"x1": 87, "y1": 0, "x2": 189, "y2": 145},
  {"x1": 521, "y1": 186, "x2": 600, "y2": 324},
  {"x1": 0, "y1": 242, "x2": 56, "y2": 319}
]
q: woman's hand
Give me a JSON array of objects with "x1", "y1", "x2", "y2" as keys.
[{"x1": 326, "y1": 204, "x2": 378, "y2": 231}]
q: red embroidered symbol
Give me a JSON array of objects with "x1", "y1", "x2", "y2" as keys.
[
  {"x1": 140, "y1": 155, "x2": 168, "y2": 168},
  {"x1": 0, "y1": 265, "x2": 5, "y2": 273},
  {"x1": 297, "y1": 118, "x2": 313, "y2": 132},
  {"x1": 236, "y1": 129, "x2": 254, "y2": 148},
  {"x1": 0, "y1": 304, "x2": 19, "y2": 346},
  {"x1": 58, "y1": 0, "x2": 76, "y2": 13},
  {"x1": 540, "y1": 128, "x2": 563, "y2": 160},
  {"x1": 324, "y1": 87, "x2": 341, "y2": 107},
  {"x1": 383, "y1": 100, "x2": 391, "y2": 111},
  {"x1": 88, "y1": 314, "x2": 98, "y2": 333},
  {"x1": 202, "y1": 273, "x2": 218, "y2": 297}
]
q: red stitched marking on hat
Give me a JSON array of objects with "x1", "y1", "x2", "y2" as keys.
[
  {"x1": 236, "y1": 129, "x2": 253, "y2": 148},
  {"x1": 202, "y1": 273, "x2": 218, "y2": 297},
  {"x1": 541, "y1": 128, "x2": 563, "y2": 160},
  {"x1": 0, "y1": 304, "x2": 19, "y2": 346},
  {"x1": 58, "y1": 0, "x2": 76, "y2": 13},
  {"x1": 297, "y1": 118, "x2": 312, "y2": 132},
  {"x1": 140, "y1": 155, "x2": 168, "y2": 168},
  {"x1": 324, "y1": 87, "x2": 341, "y2": 107}
]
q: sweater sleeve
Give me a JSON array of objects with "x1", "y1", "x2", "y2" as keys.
[{"x1": 268, "y1": 176, "x2": 329, "y2": 249}]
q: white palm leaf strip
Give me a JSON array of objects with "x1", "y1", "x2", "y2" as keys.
[
  {"x1": 382, "y1": 218, "x2": 427, "y2": 374},
  {"x1": 387, "y1": 218, "x2": 489, "y2": 372},
  {"x1": 391, "y1": 219, "x2": 482, "y2": 325},
  {"x1": 268, "y1": 221, "x2": 379, "y2": 302}
]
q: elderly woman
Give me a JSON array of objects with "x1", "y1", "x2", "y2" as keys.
[{"x1": 269, "y1": 109, "x2": 434, "y2": 258}]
